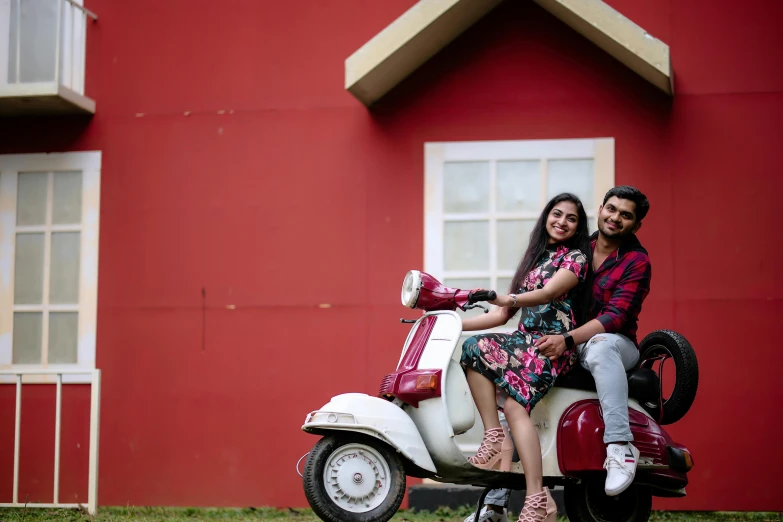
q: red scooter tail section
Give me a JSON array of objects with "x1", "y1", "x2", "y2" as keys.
[{"x1": 557, "y1": 399, "x2": 694, "y2": 496}]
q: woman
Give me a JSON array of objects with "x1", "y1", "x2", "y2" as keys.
[{"x1": 460, "y1": 193, "x2": 591, "y2": 522}]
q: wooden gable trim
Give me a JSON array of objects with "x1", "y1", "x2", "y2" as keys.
[{"x1": 345, "y1": 0, "x2": 672, "y2": 107}]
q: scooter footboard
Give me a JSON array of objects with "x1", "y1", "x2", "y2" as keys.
[{"x1": 302, "y1": 392, "x2": 437, "y2": 473}]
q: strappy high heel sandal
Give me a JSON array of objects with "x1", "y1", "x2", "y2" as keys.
[
  {"x1": 517, "y1": 487, "x2": 557, "y2": 522},
  {"x1": 467, "y1": 427, "x2": 513, "y2": 471}
]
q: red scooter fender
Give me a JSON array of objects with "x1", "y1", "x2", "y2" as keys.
[{"x1": 557, "y1": 399, "x2": 693, "y2": 494}]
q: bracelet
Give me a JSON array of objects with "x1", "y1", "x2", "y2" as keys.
[{"x1": 509, "y1": 294, "x2": 517, "y2": 307}]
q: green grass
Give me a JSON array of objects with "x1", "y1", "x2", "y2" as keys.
[{"x1": 0, "y1": 507, "x2": 780, "y2": 522}]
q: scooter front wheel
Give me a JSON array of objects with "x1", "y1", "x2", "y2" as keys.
[
  {"x1": 303, "y1": 435, "x2": 406, "y2": 522},
  {"x1": 564, "y1": 480, "x2": 652, "y2": 522}
]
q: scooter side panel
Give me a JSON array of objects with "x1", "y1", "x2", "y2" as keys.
[
  {"x1": 557, "y1": 398, "x2": 688, "y2": 488},
  {"x1": 443, "y1": 358, "x2": 475, "y2": 435},
  {"x1": 407, "y1": 397, "x2": 471, "y2": 474},
  {"x1": 302, "y1": 393, "x2": 437, "y2": 473},
  {"x1": 417, "y1": 312, "x2": 460, "y2": 370},
  {"x1": 416, "y1": 311, "x2": 476, "y2": 437},
  {"x1": 408, "y1": 397, "x2": 522, "y2": 484},
  {"x1": 528, "y1": 388, "x2": 599, "y2": 478}
]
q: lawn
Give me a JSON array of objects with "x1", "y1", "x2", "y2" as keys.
[{"x1": 0, "y1": 507, "x2": 780, "y2": 522}]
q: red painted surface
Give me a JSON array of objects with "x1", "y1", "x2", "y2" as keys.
[
  {"x1": 0, "y1": 0, "x2": 781, "y2": 512},
  {"x1": 410, "y1": 272, "x2": 475, "y2": 312},
  {"x1": 378, "y1": 315, "x2": 441, "y2": 407},
  {"x1": 379, "y1": 369, "x2": 441, "y2": 409},
  {"x1": 398, "y1": 316, "x2": 438, "y2": 373},
  {"x1": 557, "y1": 400, "x2": 688, "y2": 491}
]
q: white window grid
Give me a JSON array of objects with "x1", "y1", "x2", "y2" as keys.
[
  {"x1": 0, "y1": 151, "x2": 101, "y2": 384},
  {"x1": 424, "y1": 138, "x2": 614, "y2": 334}
]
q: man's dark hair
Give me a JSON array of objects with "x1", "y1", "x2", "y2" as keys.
[{"x1": 603, "y1": 186, "x2": 650, "y2": 222}]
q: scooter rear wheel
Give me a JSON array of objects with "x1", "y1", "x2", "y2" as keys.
[
  {"x1": 564, "y1": 480, "x2": 652, "y2": 522},
  {"x1": 303, "y1": 435, "x2": 406, "y2": 522}
]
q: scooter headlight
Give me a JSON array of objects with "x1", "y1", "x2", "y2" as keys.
[{"x1": 401, "y1": 270, "x2": 422, "y2": 308}]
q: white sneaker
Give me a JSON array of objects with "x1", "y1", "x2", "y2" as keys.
[
  {"x1": 464, "y1": 506, "x2": 508, "y2": 522},
  {"x1": 604, "y1": 443, "x2": 640, "y2": 496}
]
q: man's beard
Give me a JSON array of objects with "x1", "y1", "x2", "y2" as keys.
[{"x1": 598, "y1": 219, "x2": 629, "y2": 238}]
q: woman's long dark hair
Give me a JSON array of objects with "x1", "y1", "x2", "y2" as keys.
[{"x1": 507, "y1": 193, "x2": 593, "y2": 325}]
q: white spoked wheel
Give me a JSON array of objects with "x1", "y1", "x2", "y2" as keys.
[
  {"x1": 303, "y1": 436, "x2": 406, "y2": 522},
  {"x1": 322, "y1": 443, "x2": 391, "y2": 513}
]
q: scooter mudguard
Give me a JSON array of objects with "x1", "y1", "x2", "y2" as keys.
[
  {"x1": 302, "y1": 392, "x2": 437, "y2": 473},
  {"x1": 558, "y1": 399, "x2": 689, "y2": 491}
]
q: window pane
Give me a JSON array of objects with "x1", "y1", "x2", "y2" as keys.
[
  {"x1": 9, "y1": 0, "x2": 58, "y2": 83},
  {"x1": 49, "y1": 312, "x2": 78, "y2": 364},
  {"x1": 16, "y1": 172, "x2": 48, "y2": 226},
  {"x1": 8, "y1": 0, "x2": 18, "y2": 81},
  {"x1": 444, "y1": 162, "x2": 489, "y2": 213},
  {"x1": 52, "y1": 171, "x2": 82, "y2": 225},
  {"x1": 497, "y1": 161, "x2": 541, "y2": 213},
  {"x1": 587, "y1": 213, "x2": 598, "y2": 235},
  {"x1": 444, "y1": 278, "x2": 491, "y2": 321},
  {"x1": 12, "y1": 312, "x2": 42, "y2": 364},
  {"x1": 444, "y1": 221, "x2": 489, "y2": 271},
  {"x1": 50, "y1": 232, "x2": 81, "y2": 304},
  {"x1": 547, "y1": 160, "x2": 594, "y2": 211},
  {"x1": 14, "y1": 233, "x2": 45, "y2": 304},
  {"x1": 497, "y1": 277, "x2": 514, "y2": 294},
  {"x1": 497, "y1": 220, "x2": 536, "y2": 271}
]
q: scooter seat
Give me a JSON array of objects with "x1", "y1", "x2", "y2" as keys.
[{"x1": 554, "y1": 365, "x2": 660, "y2": 405}]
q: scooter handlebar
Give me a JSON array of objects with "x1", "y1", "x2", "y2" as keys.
[{"x1": 468, "y1": 290, "x2": 497, "y2": 303}]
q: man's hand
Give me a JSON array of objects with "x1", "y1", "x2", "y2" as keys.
[{"x1": 535, "y1": 335, "x2": 566, "y2": 361}]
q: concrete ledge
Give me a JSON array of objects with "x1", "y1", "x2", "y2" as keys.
[
  {"x1": 0, "y1": 82, "x2": 96, "y2": 115},
  {"x1": 408, "y1": 484, "x2": 566, "y2": 516}
]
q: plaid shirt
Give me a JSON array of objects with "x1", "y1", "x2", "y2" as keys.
[{"x1": 590, "y1": 233, "x2": 651, "y2": 347}]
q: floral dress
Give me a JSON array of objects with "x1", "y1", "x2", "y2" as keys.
[{"x1": 460, "y1": 245, "x2": 587, "y2": 413}]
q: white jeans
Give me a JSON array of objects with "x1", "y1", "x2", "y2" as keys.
[{"x1": 578, "y1": 333, "x2": 639, "y2": 444}]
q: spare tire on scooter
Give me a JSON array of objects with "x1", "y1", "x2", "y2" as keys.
[{"x1": 638, "y1": 330, "x2": 698, "y2": 425}]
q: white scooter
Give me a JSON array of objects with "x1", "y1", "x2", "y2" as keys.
[{"x1": 300, "y1": 271, "x2": 698, "y2": 522}]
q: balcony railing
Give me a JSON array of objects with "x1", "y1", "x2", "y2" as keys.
[{"x1": 0, "y1": 0, "x2": 97, "y2": 115}]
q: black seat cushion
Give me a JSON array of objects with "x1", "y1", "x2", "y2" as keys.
[
  {"x1": 554, "y1": 364, "x2": 597, "y2": 391},
  {"x1": 627, "y1": 367, "x2": 660, "y2": 405},
  {"x1": 554, "y1": 365, "x2": 660, "y2": 405}
]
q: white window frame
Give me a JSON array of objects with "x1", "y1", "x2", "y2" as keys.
[
  {"x1": 0, "y1": 151, "x2": 101, "y2": 383},
  {"x1": 0, "y1": 0, "x2": 89, "y2": 93},
  {"x1": 0, "y1": 0, "x2": 9, "y2": 85},
  {"x1": 424, "y1": 138, "x2": 614, "y2": 334}
]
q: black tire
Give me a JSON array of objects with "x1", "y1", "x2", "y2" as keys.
[
  {"x1": 302, "y1": 435, "x2": 406, "y2": 522},
  {"x1": 639, "y1": 330, "x2": 699, "y2": 425},
  {"x1": 564, "y1": 481, "x2": 652, "y2": 522}
]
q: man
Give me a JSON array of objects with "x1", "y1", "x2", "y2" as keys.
[{"x1": 465, "y1": 186, "x2": 651, "y2": 522}]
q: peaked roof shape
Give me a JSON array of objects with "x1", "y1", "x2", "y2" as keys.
[{"x1": 345, "y1": 0, "x2": 673, "y2": 106}]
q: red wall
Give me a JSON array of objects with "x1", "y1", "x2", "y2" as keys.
[{"x1": 1, "y1": 0, "x2": 782, "y2": 511}]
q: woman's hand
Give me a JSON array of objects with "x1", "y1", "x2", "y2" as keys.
[
  {"x1": 489, "y1": 294, "x2": 517, "y2": 308},
  {"x1": 470, "y1": 288, "x2": 512, "y2": 308},
  {"x1": 469, "y1": 287, "x2": 516, "y2": 308}
]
